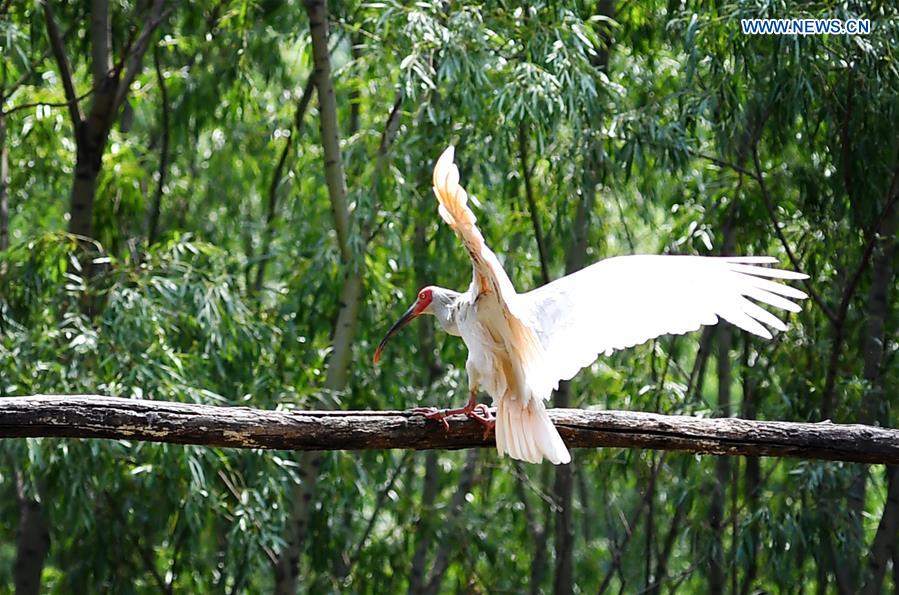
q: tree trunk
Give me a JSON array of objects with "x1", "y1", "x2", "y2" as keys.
[
  {"x1": 407, "y1": 451, "x2": 439, "y2": 595},
  {"x1": 861, "y1": 466, "x2": 899, "y2": 595},
  {"x1": 420, "y1": 450, "x2": 479, "y2": 595},
  {"x1": 69, "y1": 116, "x2": 112, "y2": 239},
  {"x1": 147, "y1": 44, "x2": 170, "y2": 246},
  {"x1": 304, "y1": 0, "x2": 350, "y2": 263},
  {"x1": 45, "y1": 0, "x2": 166, "y2": 241},
  {"x1": 518, "y1": 121, "x2": 549, "y2": 284},
  {"x1": 709, "y1": 325, "x2": 731, "y2": 595},
  {"x1": 857, "y1": 201, "x2": 899, "y2": 595},
  {"x1": 14, "y1": 470, "x2": 50, "y2": 595},
  {"x1": 553, "y1": 381, "x2": 575, "y2": 595},
  {"x1": 254, "y1": 76, "x2": 316, "y2": 292},
  {"x1": 0, "y1": 104, "x2": 8, "y2": 252},
  {"x1": 551, "y1": 142, "x2": 600, "y2": 595},
  {"x1": 273, "y1": 1, "x2": 362, "y2": 590},
  {"x1": 710, "y1": 223, "x2": 735, "y2": 595},
  {"x1": 90, "y1": 0, "x2": 111, "y2": 87},
  {"x1": 846, "y1": 194, "x2": 898, "y2": 588},
  {"x1": 738, "y1": 343, "x2": 761, "y2": 595}
]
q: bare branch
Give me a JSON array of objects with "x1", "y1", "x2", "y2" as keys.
[
  {"x1": 688, "y1": 148, "x2": 760, "y2": 181},
  {"x1": 3, "y1": 85, "x2": 98, "y2": 117},
  {"x1": 362, "y1": 88, "x2": 404, "y2": 245},
  {"x1": 113, "y1": 0, "x2": 169, "y2": 111},
  {"x1": 42, "y1": 1, "x2": 82, "y2": 126},
  {"x1": 349, "y1": 450, "x2": 411, "y2": 564},
  {"x1": 751, "y1": 145, "x2": 835, "y2": 321},
  {"x1": 147, "y1": 43, "x2": 170, "y2": 246},
  {"x1": 1, "y1": 395, "x2": 898, "y2": 464},
  {"x1": 253, "y1": 74, "x2": 316, "y2": 292},
  {"x1": 821, "y1": 161, "x2": 899, "y2": 419},
  {"x1": 519, "y1": 120, "x2": 551, "y2": 285}
]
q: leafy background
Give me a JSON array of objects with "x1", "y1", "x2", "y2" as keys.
[{"x1": 0, "y1": 0, "x2": 897, "y2": 593}]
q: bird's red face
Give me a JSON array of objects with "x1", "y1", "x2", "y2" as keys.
[{"x1": 373, "y1": 288, "x2": 434, "y2": 364}]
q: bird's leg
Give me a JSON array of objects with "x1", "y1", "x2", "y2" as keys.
[{"x1": 411, "y1": 388, "x2": 491, "y2": 432}]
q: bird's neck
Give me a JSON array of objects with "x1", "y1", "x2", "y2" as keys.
[{"x1": 432, "y1": 289, "x2": 463, "y2": 336}]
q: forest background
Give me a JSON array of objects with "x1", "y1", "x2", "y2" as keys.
[{"x1": 0, "y1": 0, "x2": 897, "y2": 593}]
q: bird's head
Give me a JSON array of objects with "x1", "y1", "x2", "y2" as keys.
[{"x1": 373, "y1": 286, "x2": 439, "y2": 364}]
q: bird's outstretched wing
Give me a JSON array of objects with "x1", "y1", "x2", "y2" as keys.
[
  {"x1": 523, "y1": 255, "x2": 808, "y2": 385},
  {"x1": 432, "y1": 146, "x2": 518, "y2": 301}
]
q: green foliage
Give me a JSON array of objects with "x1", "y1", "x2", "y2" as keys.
[{"x1": 1, "y1": 0, "x2": 897, "y2": 592}]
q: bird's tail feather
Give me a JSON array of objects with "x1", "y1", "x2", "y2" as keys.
[{"x1": 495, "y1": 397, "x2": 570, "y2": 465}]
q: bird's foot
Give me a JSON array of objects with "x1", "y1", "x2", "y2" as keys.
[
  {"x1": 410, "y1": 402, "x2": 494, "y2": 435},
  {"x1": 468, "y1": 404, "x2": 496, "y2": 439},
  {"x1": 410, "y1": 406, "x2": 451, "y2": 431}
]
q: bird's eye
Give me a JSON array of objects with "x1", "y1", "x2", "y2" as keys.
[{"x1": 419, "y1": 289, "x2": 431, "y2": 302}]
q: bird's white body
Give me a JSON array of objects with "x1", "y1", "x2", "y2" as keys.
[
  {"x1": 448, "y1": 284, "x2": 570, "y2": 463},
  {"x1": 381, "y1": 146, "x2": 809, "y2": 465}
]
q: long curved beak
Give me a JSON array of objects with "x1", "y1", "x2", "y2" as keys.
[{"x1": 373, "y1": 300, "x2": 422, "y2": 364}]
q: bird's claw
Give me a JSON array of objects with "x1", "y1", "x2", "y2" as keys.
[
  {"x1": 469, "y1": 404, "x2": 496, "y2": 439},
  {"x1": 410, "y1": 406, "x2": 450, "y2": 431},
  {"x1": 410, "y1": 403, "x2": 494, "y2": 437}
]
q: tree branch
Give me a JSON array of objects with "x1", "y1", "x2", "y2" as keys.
[
  {"x1": 2, "y1": 85, "x2": 99, "y2": 117},
  {"x1": 1, "y1": 395, "x2": 897, "y2": 464},
  {"x1": 147, "y1": 43, "x2": 170, "y2": 246},
  {"x1": 252, "y1": 74, "x2": 316, "y2": 292},
  {"x1": 42, "y1": 0, "x2": 83, "y2": 127},
  {"x1": 518, "y1": 120, "x2": 551, "y2": 285},
  {"x1": 751, "y1": 145, "x2": 833, "y2": 321},
  {"x1": 113, "y1": 0, "x2": 169, "y2": 111}
]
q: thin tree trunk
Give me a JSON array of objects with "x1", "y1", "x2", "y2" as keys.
[
  {"x1": 552, "y1": 144, "x2": 600, "y2": 595},
  {"x1": 648, "y1": 481, "x2": 690, "y2": 595},
  {"x1": 90, "y1": 0, "x2": 111, "y2": 87},
  {"x1": 14, "y1": 470, "x2": 49, "y2": 595},
  {"x1": 738, "y1": 342, "x2": 760, "y2": 595},
  {"x1": 516, "y1": 120, "x2": 574, "y2": 595},
  {"x1": 847, "y1": 203, "x2": 898, "y2": 577},
  {"x1": 597, "y1": 464, "x2": 657, "y2": 595},
  {"x1": 709, "y1": 324, "x2": 731, "y2": 595},
  {"x1": 861, "y1": 466, "x2": 899, "y2": 595},
  {"x1": 648, "y1": 335, "x2": 711, "y2": 595},
  {"x1": 420, "y1": 450, "x2": 479, "y2": 595},
  {"x1": 552, "y1": 383, "x2": 575, "y2": 595},
  {"x1": 147, "y1": 43, "x2": 169, "y2": 245},
  {"x1": 709, "y1": 221, "x2": 734, "y2": 594},
  {"x1": 254, "y1": 76, "x2": 316, "y2": 293},
  {"x1": 273, "y1": 1, "x2": 362, "y2": 590},
  {"x1": 0, "y1": 101, "x2": 8, "y2": 252},
  {"x1": 511, "y1": 462, "x2": 550, "y2": 595},
  {"x1": 304, "y1": 0, "x2": 350, "y2": 263},
  {"x1": 407, "y1": 451, "x2": 440, "y2": 595},
  {"x1": 518, "y1": 121, "x2": 549, "y2": 284},
  {"x1": 348, "y1": 32, "x2": 362, "y2": 137},
  {"x1": 818, "y1": 168, "x2": 899, "y2": 420},
  {"x1": 892, "y1": 548, "x2": 898, "y2": 595}
]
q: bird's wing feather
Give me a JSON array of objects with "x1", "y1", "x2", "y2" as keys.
[
  {"x1": 433, "y1": 146, "x2": 548, "y2": 393},
  {"x1": 522, "y1": 254, "x2": 808, "y2": 385},
  {"x1": 432, "y1": 146, "x2": 518, "y2": 302}
]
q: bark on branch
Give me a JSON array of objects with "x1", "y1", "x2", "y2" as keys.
[{"x1": 1, "y1": 395, "x2": 897, "y2": 464}]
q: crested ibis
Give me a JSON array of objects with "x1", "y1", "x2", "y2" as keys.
[{"x1": 374, "y1": 146, "x2": 808, "y2": 465}]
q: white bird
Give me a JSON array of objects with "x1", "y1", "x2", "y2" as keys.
[{"x1": 374, "y1": 146, "x2": 808, "y2": 465}]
